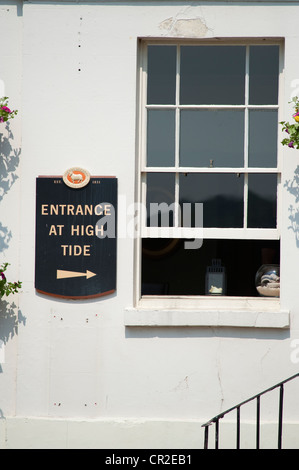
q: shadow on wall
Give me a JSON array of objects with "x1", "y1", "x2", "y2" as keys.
[
  {"x1": 0, "y1": 122, "x2": 25, "y2": 376},
  {"x1": 0, "y1": 123, "x2": 21, "y2": 250},
  {"x1": 284, "y1": 166, "x2": 299, "y2": 247},
  {"x1": 0, "y1": 299, "x2": 26, "y2": 345},
  {"x1": 0, "y1": 123, "x2": 20, "y2": 199}
]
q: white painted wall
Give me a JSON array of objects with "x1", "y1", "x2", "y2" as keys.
[{"x1": 1, "y1": 0, "x2": 299, "y2": 449}]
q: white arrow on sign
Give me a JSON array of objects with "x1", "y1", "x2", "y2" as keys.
[{"x1": 57, "y1": 269, "x2": 97, "y2": 280}]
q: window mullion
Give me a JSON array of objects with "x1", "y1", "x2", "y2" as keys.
[
  {"x1": 244, "y1": 45, "x2": 249, "y2": 169},
  {"x1": 140, "y1": 44, "x2": 148, "y2": 234},
  {"x1": 244, "y1": 173, "x2": 248, "y2": 229},
  {"x1": 142, "y1": 43, "x2": 149, "y2": 172},
  {"x1": 243, "y1": 45, "x2": 250, "y2": 228},
  {"x1": 175, "y1": 45, "x2": 180, "y2": 227}
]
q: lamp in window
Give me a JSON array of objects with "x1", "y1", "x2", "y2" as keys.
[{"x1": 205, "y1": 259, "x2": 226, "y2": 296}]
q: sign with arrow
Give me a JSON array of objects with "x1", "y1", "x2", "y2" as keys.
[
  {"x1": 35, "y1": 174, "x2": 117, "y2": 299},
  {"x1": 56, "y1": 269, "x2": 97, "y2": 280}
]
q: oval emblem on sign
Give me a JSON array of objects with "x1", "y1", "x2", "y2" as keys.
[{"x1": 63, "y1": 167, "x2": 90, "y2": 189}]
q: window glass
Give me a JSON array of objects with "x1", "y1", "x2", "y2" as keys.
[
  {"x1": 146, "y1": 173, "x2": 175, "y2": 227},
  {"x1": 247, "y1": 174, "x2": 277, "y2": 228},
  {"x1": 179, "y1": 173, "x2": 244, "y2": 227},
  {"x1": 142, "y1": 239, "x2": 280, "y2": 296},
  {"x1": 249, "y1": 46, "x2": 279, "y2": 105},
  {"x1": 147, "y1": 110, "x2": 175, "y2": 167},
  {"x1": 147, "y1": 45, "x2": 176, "y2": 105},
  {"x1": 141, "y1": 42, "x2": 280, "y2": 300},
  {"x1": 180, "y1": 110, "x2": 244, "y2": 167},
  {"x1": 248, "y1": 110, "x2": 278, "y2": 167},
  {"x1": 180, "y1": 46, "x2": 246, "y2": 105}
]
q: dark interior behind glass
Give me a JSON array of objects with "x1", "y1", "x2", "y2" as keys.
[{"x1": 142, "y1": 239, "x2": 280, "y2": 297}]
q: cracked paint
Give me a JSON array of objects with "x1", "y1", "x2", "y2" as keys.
[
  {"x1": 159, "y1": 16, "x2": 208, "y2": 37},
  {"x1": 173, "y1": 375, "x2": 189, "y2": 392}
]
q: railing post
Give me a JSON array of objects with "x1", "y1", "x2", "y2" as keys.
[
  {"x1": 215, "y1": 418, "x2": 219, "y2": 449},
  {"x1": 278, "y1": 384, "x2": 284, "y2": 449},
  {"x1": 236, "y1": 406, "x2": 240, "y2": 449},
  {"x1": 256, "y1": 395, "x2": 260, "y2": 449},
  {"x1": 204, "y1": 426, "x2": 209, "y2": 449}
]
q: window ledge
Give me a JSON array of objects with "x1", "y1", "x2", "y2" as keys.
[{"x1": 124, "y1": 308, "x2": 290, "y2": 328}]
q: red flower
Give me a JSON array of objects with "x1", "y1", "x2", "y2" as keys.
[{"x1": 0, "y1": 106, "x2": 11, "y2": 113}]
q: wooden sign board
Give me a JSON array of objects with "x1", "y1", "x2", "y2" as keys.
[{"x1": 35, "y1": 175, "x2": 117, "y2": 299}]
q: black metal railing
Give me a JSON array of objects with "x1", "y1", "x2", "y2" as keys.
[{"x1": 202, "y1": 372, "x2": 299, "y2": 449}]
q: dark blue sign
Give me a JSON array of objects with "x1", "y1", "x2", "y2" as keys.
[{"x1": 35, "y1": 176, "x2": 117, "y2": 299}]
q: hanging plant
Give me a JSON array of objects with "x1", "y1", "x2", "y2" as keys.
[
  {"x1": 280, "y1": 96, "x2": 299, "y2": 149},
  {"x1": 0, "y1": 263, "x2": 22, "y2": 297},
  {"x1": 0, "y1": 97, "x2": 18, "y2": 123}
]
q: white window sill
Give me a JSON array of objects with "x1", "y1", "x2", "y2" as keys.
[{"x1": 124, "y1": 297, "x2": 289, "y2": 328}]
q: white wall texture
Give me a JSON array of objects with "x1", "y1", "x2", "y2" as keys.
[{"x1": 0, "y1": 0, "x2": 299, "y2": 449}]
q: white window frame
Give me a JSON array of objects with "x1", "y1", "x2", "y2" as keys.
[{"x1": 130, "y1": 38, "x2": 287, "y2": 324}]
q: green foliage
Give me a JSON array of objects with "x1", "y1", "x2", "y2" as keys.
[
  {"x1": 280, "y1": 96, "x2": 299, "y2": 149},
  {"x1": 0, "y1": 263, "x2": 22, "y2": 297},
  {"x1": 0, "y1": 97, "x2": 18, "y2": 123}
]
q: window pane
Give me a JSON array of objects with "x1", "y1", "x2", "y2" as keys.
[
  {"x1": 249, "y1": 46, "x2": 279, "y2": 105},
  {"x1": 179, "y1": 173, "x2": 244, "y2": 227},
  {"x1": 247, "y1": 174, "x2": 277, "y2": 228},
  {"x1": 147, "y1": 110, "x2": 175, "y2": 167},
  {"x1": 146, "y1": 173, "x2": 175, "y2": 227},
  {"x1": 180, "y1": 46, "x2": 246, "y2": 105},
  {"x1": 248, "y1": 110, "x2": 278, "y2": 167},
  {"x1": 147, "y1": 45, "x2": 176, "y2": 105},
  {"x1": 142, "y1": 239, "x2": 280, "y2": 296},
  {"x1": 180, "y1": 110, "x2": 244, "y2": 167}
]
